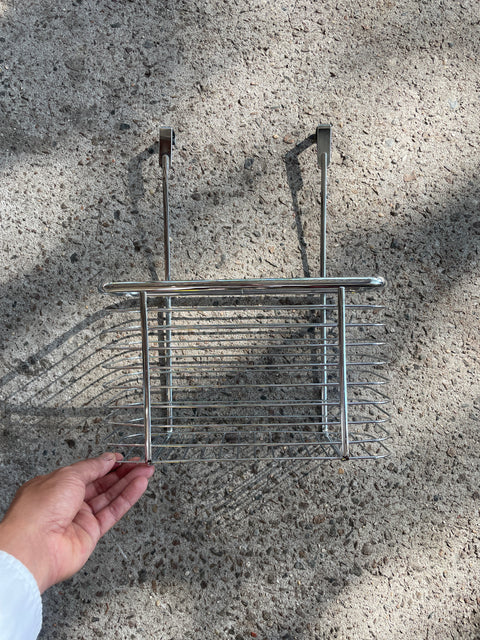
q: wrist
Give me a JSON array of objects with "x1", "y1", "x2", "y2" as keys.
[{"x1": 0, "y1": 521, "x2": 50, "y2": 593}]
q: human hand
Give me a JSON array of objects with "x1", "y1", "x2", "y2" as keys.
[{"x1": 0, "y1": 453, "x2": 154, "y2": 593}]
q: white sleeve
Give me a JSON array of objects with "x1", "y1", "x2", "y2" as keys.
[{"x1": 0, "y1": 550, "x2": 42, "y2": 640}]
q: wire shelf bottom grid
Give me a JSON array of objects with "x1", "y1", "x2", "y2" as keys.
[{"x1": 105, "y1": 426, "x2": 390, "y2": 463}]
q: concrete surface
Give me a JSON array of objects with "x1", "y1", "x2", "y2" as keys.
[{"x1": 0, "y1": 0, "x2": 479, "y2": 638}]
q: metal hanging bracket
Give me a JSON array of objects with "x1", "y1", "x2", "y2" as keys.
[
  {"x1": 159, "y1": 126, "x2": 175, "y2": 165},
  {"x1": 316, "y1": 124, "x2": 332, "y2": 279},
  {"x1": 316, "y1": 124, "x2": 331, "y2": 167}
]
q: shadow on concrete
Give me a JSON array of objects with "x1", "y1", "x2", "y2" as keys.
[{"x1": 1, "y1": 0, "x2": 479, "y2": 638}]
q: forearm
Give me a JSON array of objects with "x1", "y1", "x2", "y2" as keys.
[{"x1": 0, "y1": 549, "x2": 43, "y2": 639}]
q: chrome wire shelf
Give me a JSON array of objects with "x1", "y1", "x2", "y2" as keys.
[{"x1": 101, "y1": 126, "x2": 390, "y2": 463}]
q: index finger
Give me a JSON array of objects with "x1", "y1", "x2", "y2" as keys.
[
  {"x1": 84, "y1": 457, "x2": 147, "y2": 502},
  {"x1": 67, "y1": 452, "x2": 123, "y2": 486}
]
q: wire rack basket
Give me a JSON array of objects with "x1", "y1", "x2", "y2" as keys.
[{"x1": 101, "y1": 126, "x2": 390, "y2": 463}]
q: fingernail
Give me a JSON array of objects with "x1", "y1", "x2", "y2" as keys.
[{"x1": 101, "y1": 452, "x2": 116, "y2": 461}]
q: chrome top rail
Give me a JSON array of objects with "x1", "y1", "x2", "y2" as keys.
[{"x1": 102, "y1": 276, "x2": 385, "y2": 297}]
